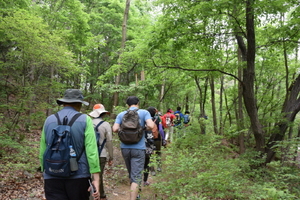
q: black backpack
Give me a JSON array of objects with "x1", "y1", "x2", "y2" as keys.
[
  {"x1": 118, "y1": 109, "x2": 144, "y2": 144},
  {"x1": 95, "y1": 121, "x2": 107, "y2": 155},
  {"x1": 43, "y1": 113, "x2": 83, "y2": 177}
]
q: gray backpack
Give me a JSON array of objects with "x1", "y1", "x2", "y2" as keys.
[{"x1": 118, "y1": 109, "x2": 144, "y2": 144}]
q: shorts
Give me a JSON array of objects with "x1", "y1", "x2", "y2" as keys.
[{"x1": 121, "y1": 148, "x2": 145, "y2": 184}]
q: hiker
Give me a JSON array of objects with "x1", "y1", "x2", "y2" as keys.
[
  {"x1": 143, "y1": 107, "x2": 157, "y2": 186},
  {"x1": 174, "y1": 106, "x2": 185, "y2": 139},
  {"x1": 39, "y1": 89, "x2": 100, "y2": 200},
  {"x1": 89, "y1": 104, "x2": 113, "y2": 200},
  {"x1": 158, "y1": 111, "x2": 167, "y2": 147},
  {"x1": 112, "y1": 96, "x2": 155, "y2": 200},
  {"x1": 183, "y1": 110, "x2": 191, "y2": 136},
  {"x1": 183, "y1": 110, "x2": 191, "y2": 127},
  {"x1": 149, "y1": 107, "x2": 165, "y2": 176},
  {"x1": 162, "y1": 108, "x2": 176, "y2": 143}
]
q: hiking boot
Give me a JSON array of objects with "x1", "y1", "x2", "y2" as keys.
[
  {"x1": 136, "y1": 194, "x2": 141, "y2": 199},
  {"x1": 143, "y1": 181, "x2": 150, "y2": 186}
]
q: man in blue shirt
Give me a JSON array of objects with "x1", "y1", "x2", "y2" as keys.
[
  {"x1": 174, "y1": 106, "x2": 185, "y2": 139},
  {"x1": 174, "y1": 107, "x2": 185, "y2": 126},
  {"x1": 112, "y1": 96, "x2": 155, "y2": 200}
]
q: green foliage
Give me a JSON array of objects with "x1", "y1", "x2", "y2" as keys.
[
  {"x1": 0, "y1": 132, "x2": 39, "y2": 179},
  {"x1": 151, "y1": 132, "x2": 300, "y2": 199}
]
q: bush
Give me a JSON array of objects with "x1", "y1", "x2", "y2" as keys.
[
  {"x1": 151, "y1": 132, "x2": 300, "y2": 199},
  {"x1": 0, "y1": 132, "x2": 39, "y2": 181}
]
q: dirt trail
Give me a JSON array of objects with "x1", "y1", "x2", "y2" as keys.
[{"x1": 102, "y1": 146, "x2": 158, "y2": 200}]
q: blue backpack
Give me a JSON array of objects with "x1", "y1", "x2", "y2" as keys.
[
  {"x1": 43, "y1": 113, "x2": 83, "y2": 177},
  {"x1": 183, "y1": 114, "x2": 190, "y2": 124},
  {"x1": 95, "y1": 121, "x2": 107, "y2": 155}
]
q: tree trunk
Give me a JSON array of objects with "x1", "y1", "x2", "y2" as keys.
[
  {"x1": 159, "y1": 78, "x2": 165, "y2": 112},
  {"x1": 237, "y1": 48, "x2": 246, "y2": 154},
  {"x1": 235, "y1": 0, "x2": 265, "y2": 152},
  {"x1": 265, "y1": 74, "x2": 300, "y2": 163},
  {"x1": 219, "y1": 76, "x2": 224, "y2": 135},
  {"x1": 185, "y1": 95, "x2": 189, "y2": 112},
  {"x1": 195, "y1": 76, "x2": 208, "y2": 134},
  {"x1": 113, "y1": 0, "x2": 131, "y2": 107},
  {"x1": 265, "y1": 30, "x2": 300, "y2": 163},
  {"x1": 210, "y1": 75, "x2": 218, "y2": 134}
]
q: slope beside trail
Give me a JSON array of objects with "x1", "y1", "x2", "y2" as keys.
[{"x1": 0, "y1": 131, "x2": 158, "y2": 200}]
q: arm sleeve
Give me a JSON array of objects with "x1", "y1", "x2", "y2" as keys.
[
  {"x1": 104, "y1": 122, "x2": 113, "y2": 160},
  {"x1": 115, "y1": 113, "x2": 122, "y2": 124},
  {"x1": 39, "y1": 126, "x2": 47, "y2": 171},
  {"x1": 145, "y1": 110, "x2": 152, "y2": 121},
  {"x1": 158, "y1": 123, "x2": 165, "y2": 140},
  {"x1": 85, "y1": 116, "x2": 101, "y2": 174}
]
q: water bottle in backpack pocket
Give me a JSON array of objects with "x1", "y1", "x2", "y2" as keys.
[{"x1": 69, "y1": 145, "x2": 78, "y2": 171}]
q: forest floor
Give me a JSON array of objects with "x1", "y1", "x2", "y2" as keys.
[{"x1": 0, "y1": 130, "x2": 159, "y2": 200}]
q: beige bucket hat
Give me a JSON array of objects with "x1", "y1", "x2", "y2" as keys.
[{"x1": 89, "y1": 104, "x2": 110, "y2": 118}]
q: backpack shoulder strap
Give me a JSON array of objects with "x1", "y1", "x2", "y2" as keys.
[
  {"x1": 95, "y1": 121, "x2": 105, "y2": 130},
  {"x1": 54, "y1": 113, "x2": 61, "y2": 125},
  {"x1": 95, "y1": 121, "x2": 106, "y2": 154},
  {"x1": 54, "y1": 113, "x2": 82, "y2": 126},
  {"x1": 68, "y1": 113, "x2": 83, "y2": 161},
  {"x1": 68, "y1": 113, "x2": 82, "y2": 126}
]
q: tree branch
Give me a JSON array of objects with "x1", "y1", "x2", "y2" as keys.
[{"x1": 152, "y1": 60, "x2": 243, "y2": 85}]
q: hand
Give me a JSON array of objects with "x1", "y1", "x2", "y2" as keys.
[
  {"x1": 92, "y1": 190, "x2": 99, "y2": 200},
  {"x1": 88, "y1": 181, "x2": 100, "y2": 200},
  {"x1": 89, "y1": 180, "x2": 100, "y2": 200}
]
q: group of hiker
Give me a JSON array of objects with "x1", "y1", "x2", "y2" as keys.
[{"x1": 39, "y1": 89, "x2": 191, "y2": 200}]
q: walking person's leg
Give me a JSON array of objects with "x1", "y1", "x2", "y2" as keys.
[
  {"x1": 129, "y1": 149, "x2": 145, "y2": 200},
  {"x1": 65, "y1": 178, "x2": 90, "y2": 200},
  {"x1": 154, "y1": 139, "x2": 162, "y2": 172},
  {"x1": 165, "y1": 127, "x2": 170, "y2": 141},
  {"x1": 121, "y1": 148, "x2": 132, "y2": 180},
  {"x1": 99, "y1": 157, "x2": 107, "y2": 199},
  {"x1": 170, "y1": 126, "x2": 174, "y2": 143},
  {"x1": 143, "y1": 154, "x2": 151, "y2": 185}
]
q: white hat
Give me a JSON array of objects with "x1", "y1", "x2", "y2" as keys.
[{"x1": 89, "y1": 104, "x2": 110, "y2": 118}]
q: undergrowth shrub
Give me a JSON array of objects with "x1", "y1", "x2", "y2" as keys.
[
  {"x1": 0, "y1": 132, "x2": 39, "y2": 181},
  {"x1": 150, "y1": 131, "x2": 300, "y2": 199}
]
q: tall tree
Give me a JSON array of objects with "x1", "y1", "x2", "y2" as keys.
[{"x1": 114, "y1": 0, "x2": 131, "y2": 107}]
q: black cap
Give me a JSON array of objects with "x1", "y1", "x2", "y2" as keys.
[{"x1": 126, "y1": 96, "x2": 139, "y2": 106}]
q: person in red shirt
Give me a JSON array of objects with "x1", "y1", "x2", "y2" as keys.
[{"x1": 162, "y1": 109, "x2": 176, "y2": 143}]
